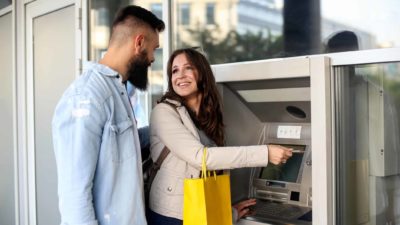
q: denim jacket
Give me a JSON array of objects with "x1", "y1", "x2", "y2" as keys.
[{"x1": 52, "y1": 62, "x2": 146, "y2": 225}]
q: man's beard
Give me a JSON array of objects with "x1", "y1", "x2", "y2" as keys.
[{"x1": 126, "y1": 51, "x2": 150, "y2": 91}]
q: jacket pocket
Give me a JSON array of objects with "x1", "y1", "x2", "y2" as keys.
[
  {"x1": 151, "y1": 170, "x2": 184, "y2": 210},
  {"x1": 110, "y1": 119, "x2": 135, "y2": 162}
]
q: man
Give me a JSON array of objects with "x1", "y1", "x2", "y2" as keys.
[
  {"x1": 52, "y1": 5, "x2": 164, "y2": 225},
  {"x1": 126, "y1": 81, "x2": 151, "y2": 159}
]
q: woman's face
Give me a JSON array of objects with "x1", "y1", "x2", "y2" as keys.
[{"x1": 171, "y1": 53, "x2": 199, "y2": 100}]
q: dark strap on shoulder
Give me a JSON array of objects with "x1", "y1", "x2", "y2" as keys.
[{"x1": 153, "y1": 146, "x2": 170, "y2": 169}]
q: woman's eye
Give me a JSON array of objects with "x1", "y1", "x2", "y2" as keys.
[{"x1": 172, "y1": 69, "x2": 178, "y2": 74}]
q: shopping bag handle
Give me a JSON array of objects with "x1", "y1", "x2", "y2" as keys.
[{"x1": 201, "y1": 147, "x2": 217, "y2": 180}]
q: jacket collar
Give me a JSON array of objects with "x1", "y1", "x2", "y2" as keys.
[
  {"x1": 164, "y1": 98, "x2": 200, "y2": 140},
  {"x1": 164, "y1": 98, "x2": 182, "y2": 107},
  {"x1": 84, "y1": 61, "x2": 120, "y2": 77}
]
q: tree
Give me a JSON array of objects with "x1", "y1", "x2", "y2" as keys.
[{"x1": 179, "y1": 25, "x2": 284, "y2": 64}]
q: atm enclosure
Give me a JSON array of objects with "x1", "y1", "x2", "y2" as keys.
[{"x1": 213, "y1": 56, "x2": 332, "y2": 225}]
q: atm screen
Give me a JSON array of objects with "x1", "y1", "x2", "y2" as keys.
[{"x1": 259, "y1": 144, "x2": 306, "y2": 183}]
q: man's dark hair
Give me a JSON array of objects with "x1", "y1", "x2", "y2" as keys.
[
  {"x1": 109, "y1": 5, "x2": 165, "y2": 47},
  {"x1": 112, "y1": 5, "x2": 165, "y2": 32}
]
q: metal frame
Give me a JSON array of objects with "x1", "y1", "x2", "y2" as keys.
[
  {"x1": 10, "y1": 4, "x2": 19, "y2": 223},
  {"x1": 309, "y1": 56, "x2": 333, "y2": 225},
  {"x1": 25, "y1": 0, "x2": 79, "y2": 224},
  {"x1": 329, "y1": 65, "x2": 338, "y2": 225},
  {"x1": 322, "y1": 48, "x2": 400, "y2": 66},
  {"x1": 212, "y1": 57, "x2": 310, "y2": 82},
  {"x1": 15, "y1": 0, "x2": 28, "y2": 223},
  {"x1": 81, "y1": 0, "x2": 88, "y2": 66},
  {"x1": 162, "y1": 0, "x2": 172, "y2": 92},
  {"x1": 10, "y1": 2, "x2": 19, "y2": 224},
  {"x1": 212, "y1": 55, "x2": 334, "y2": 224}
]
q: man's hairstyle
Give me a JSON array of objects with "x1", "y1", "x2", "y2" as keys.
[
  {"x1": 112, "y1": 5, "x2": 165, "y2": 32},
  {"x1": 110, "y1": 5, "x2": 165, "y2": 46},
  {"x1": 161, "y1": 48, "x2": 225, "y2": 146}
]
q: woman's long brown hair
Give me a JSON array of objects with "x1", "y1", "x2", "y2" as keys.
[{"x1": 160, "y1": 48, "x2": 225, "y2": 146}]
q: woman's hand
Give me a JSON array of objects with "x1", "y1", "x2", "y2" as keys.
[
  {"x1": 267, "y1": 144, "x2": 293, "y2": 165},
  {"x1": 233, "y1": 198, "x2": 257, "y2": 221}
]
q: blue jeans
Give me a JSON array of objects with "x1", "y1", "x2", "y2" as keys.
[{"x1": 147, "y1": 209, "x2": 182, "y2": 225}]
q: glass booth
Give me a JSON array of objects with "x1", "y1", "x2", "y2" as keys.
[{"x1": 212, "y1": 56, "x2": 400, "y2": 225}]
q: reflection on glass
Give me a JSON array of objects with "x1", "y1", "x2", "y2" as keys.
[
  {"x1": 179, "y1": 3, "x2": 190, "y2": 25},
  {"x1": 0, "y1": 11, "x2": 15, "y2": 225},
  {"x1": 173, "y1": 0, "x2": 400, "y2": 64},
  {"x1": 150, "y1": 3, "x2": 162, "y2": 19},
  {"x1": 260, "y1": 151, "x2": 304, "y2": 183},
  {"x1": 89, "y1": 0, "x2": 164, "y2": 121},
  {"x1": 0, "y1": 0, "x2": 11, "y2": 9},
  {"x1": 335, "y1": 63, "x2": 400, "y2": 225},
  {"x1": 206, "y1": 3, "x2": 215, "y2": 25}
]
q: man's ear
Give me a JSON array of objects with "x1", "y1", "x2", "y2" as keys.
[{"x1": 133, "y1": 34, "x2": 145, "y2": 54}]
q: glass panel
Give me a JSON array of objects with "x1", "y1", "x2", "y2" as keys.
[
  {"x1": 179, "y1": 3, "x2": 190, "y2": 25},
  {"x1": 206, "y1": 3, "x2": 215, "y2": 25},
  {"x1": 89, "y1": 0, "x2": 164, "y2": 120},
  {"x1": 33, "y1": 6, "x2": 76, "y2": 225},
  {"x1": 150, "y1": 3, "x2": 162, "y2": 19},
  {"x1": 173, "y1": 0, "x2": 400, "y2": 64},
  {"x1": 0, "y1": 0, "x2": 11, "y2": 9},
  {"x1": 335, "y1": 62, "x2": 400, "y2": 225},
  {"x1": 0, "y1": 12, "x2": 15, "y2": 225}
]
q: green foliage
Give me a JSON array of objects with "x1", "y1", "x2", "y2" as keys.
[{"x1": 178, "y1": 25, "x2": 284, "y2": 64}]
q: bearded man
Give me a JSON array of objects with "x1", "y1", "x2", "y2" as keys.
[{"x1": 52, "y1": 5, "x2": 164, "y2": 225}]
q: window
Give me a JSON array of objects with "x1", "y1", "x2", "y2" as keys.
[
  {"x1": 97, "y1": 8, "x2": 109, "y2": 26},
  {"x1": 89, "y1": 1, "x2": 165, "y2": 113},
  {"x1": 180, "y1": 3, "x2": 190, "y2": 25},
  {"x1": 206, "y1": 3, "x2": 215, "y2": 25},
  {"x1": 0, "y1": 0, "x2": 11, "y2": 9},
  {"x1": 0, "y1": 11, "x2": 15, "y2": 225},
  {"x1": 173, "y1": 0, "x2": 400, "y2": 64},
  {"x1": 151, "y1": 3, "x2": 162, "y2": 19},
  {"x1": 151, "y1": 48, "x2": 163, "y2": 71},
  {"x1": 334, "y1": 62, "x2": 400, "y2": 225}
]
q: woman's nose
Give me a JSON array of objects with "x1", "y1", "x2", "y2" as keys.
[{"x1": 176, "y1": 70, "x2": 185, "y2": 78}]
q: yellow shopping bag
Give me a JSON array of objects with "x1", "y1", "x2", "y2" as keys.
[{"x1": 183, "y1": 148, "x2": 232, "y2": 225}]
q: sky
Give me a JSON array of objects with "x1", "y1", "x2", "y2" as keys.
[{"x1": 321, "y1": 0, "x2": 400, "y2": 47}]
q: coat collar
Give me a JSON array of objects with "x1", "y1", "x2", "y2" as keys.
[
  {"x1": 164, "y1": 98, "x2": 181, "y2": 107},
  {"x1": 84, "y1": 61, "x2": 119, "y2": 77},
  {"x1": 163, "y1": 98, "x2": 200, "y2": 140}
]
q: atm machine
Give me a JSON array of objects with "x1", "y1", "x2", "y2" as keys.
[{"x1": 213, "y1": 56, "x2": 332, "y2": 225}]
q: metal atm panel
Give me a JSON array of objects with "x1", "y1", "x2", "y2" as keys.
[{"x1": 213, "y1": 56, "x2": 332, "y2": 225}]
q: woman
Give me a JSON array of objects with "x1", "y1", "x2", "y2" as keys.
[{"x1": 148, "y1": 48, "x2": 292, "y2": 225}]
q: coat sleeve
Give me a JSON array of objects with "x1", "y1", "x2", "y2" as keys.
[
  {"x1": 52, "y1": 92, "x2": 105, "y2": 225},
  {"x1": 150, "y1": 103, "x2": 269, "y2": 171}
]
